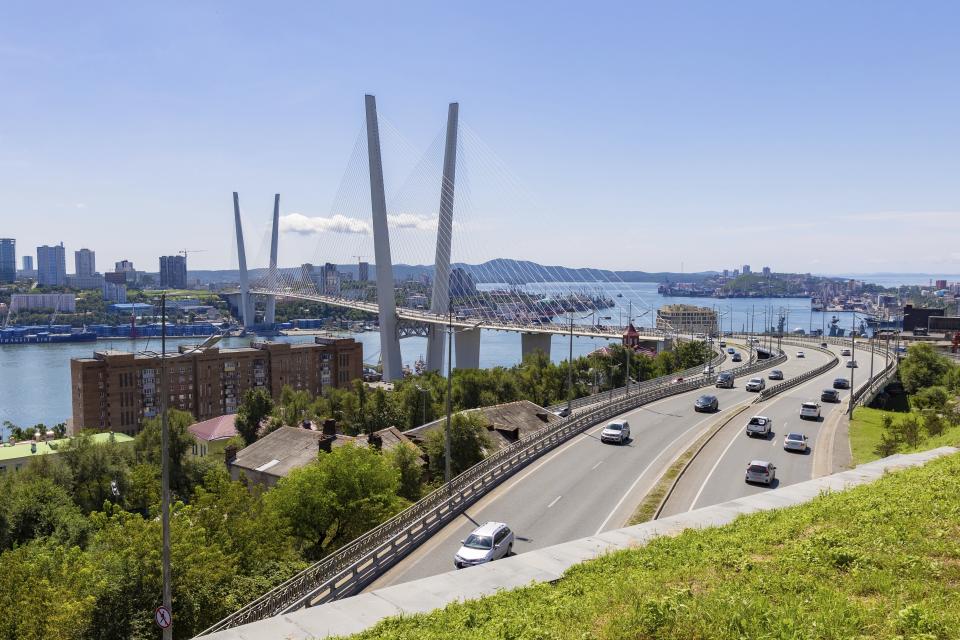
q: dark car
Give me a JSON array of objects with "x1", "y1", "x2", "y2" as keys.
[
  {"x1": 694, "y1": 394, "x2": 719, "y2": 412},
  {"x1": 731, "y1": 353, "x2": 742, "y2": 362},
  {"x1": 833, "y1": 378, "x2": 850, "y2": 389},
  {"x1": 821, "y1": 388, "x2": 841, "y2": 403}
]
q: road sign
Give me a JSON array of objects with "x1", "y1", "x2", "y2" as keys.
[{"x1": 154, "y1": 606, "x2": 172, "y2": 630}]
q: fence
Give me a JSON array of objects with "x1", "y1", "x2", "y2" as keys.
[{"x1": 199, "y1": 343, "x2": 783, "y2": 635}]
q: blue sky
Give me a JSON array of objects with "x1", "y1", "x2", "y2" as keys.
[{"x1": 2, "y1": 1, "x2": 959, "y2": 275}]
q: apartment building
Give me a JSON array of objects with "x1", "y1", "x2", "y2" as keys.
[
  {"x1": 656, "y1": 304, "x2": 719, "y2": 336},
  {"x1": 70, "y1": 336, "x2": 363, "y2": 435}
]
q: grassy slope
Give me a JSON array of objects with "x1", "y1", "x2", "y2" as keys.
[
  {"x1": 851, "y1": 407, "x2": 960, "y2": 466},
  {"x1": 345, "y1": 452, "x2": 960, "y2": 640}
]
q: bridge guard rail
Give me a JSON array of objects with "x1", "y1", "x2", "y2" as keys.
[{"x1": 198, "y1": 346, "x2": 784, "y2": 636}]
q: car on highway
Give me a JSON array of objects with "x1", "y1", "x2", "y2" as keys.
[
  {"x1": 600, "y1": 420, "x2": 631, "y2": 444},
  {"x1": 846, "y1": 360, "x2": 858, "y2": 368},
  {"x1": 731, "y1": 352, "x2": 742, "y2": 362},
  {"x1": 821, "y1": 388, "x2": 841, "y2": 403},
  {"x1": 783, "y1": 432, "x2": 809, "y2": 452},
  {"x1": 727, "y1": 347, "x2": 736, "y2": 354},
  {"x1": 703, "y1": 366, "x2": 713, "y2": 376},
  {"x1": 833, "y1": 377, "x2": 850, "y2": 389},
  {"x1": 841, "y1": 348, "x2": 851, "y2": 356},
  {"x1": 745, "y1": 415, "x2": 773, "y2": 438},
  {"x1": 694, "y1": 394, "x2": 719, "y2": 412},
  {"x1": 454, "y1": 522, "x2": 514, "y2": 569},
  {"x1": 768, "y1": 369, "x2": 784, "y2": 380},
  {"x1": 554, "y1": 407, "x2": 571, "y2": 418},
  {"x1": 796, "y1": 350, "x2": 805, "y2": 358},
  {"x1": 820, "y1": 342, "x2": 829, "y2": 348},
  {"x1": 719, "y1": 340, "x2": 727, "y2": 348},
  {"x1": 745, "y1": 377, "x2": 766, "y2": 392},
  {"x1": 715, "y1": 371, "x2": 734, "y2": 388},
  {"x1": 672, "y1": 376, "x2": 685, "y2": 384},
  {"x1": 745, "y1": 460, "x2": 776, "y2": 485},
  {"x1": 800, "y1": 401, "x2": 821, "y2": 420}
]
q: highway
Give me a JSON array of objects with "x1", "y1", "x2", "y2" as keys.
[
  {"x1": 363, "y1": 341, "x2": 821, "y2": 591},
  {"x1": 659, "y1": 342, "x2": 888, "y2": 516}
]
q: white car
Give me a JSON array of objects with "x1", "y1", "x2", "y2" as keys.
[
  {"x1": 454, "y1": 522, "x2": 514, "y2": 569},
  {"x1": 799, "y1": 401, "x2": 821, "y2": 420},
  {"x1": 745, "y1": 415, "x2": 773, "y2": 438},
  {"x1": 745, "y1": 460, "x2": 776, "y2": 485},
  {"x1": 846, "y1": 360, "x2": 858, "y2": 368},
  {"x1": 796, "y1": 350, "x2": 805, "y2": 358},
  {"x1": 841, "y1": 348, "x2": 851, "y2": 356},
  {"x1": 784, "y1": 432, "x2": 809, "y2": 452},
  {"x1": 600, "y1": 420, "x2": 630, "y2": 444},
  {"x1": 745, "y1": 377, "x2": 766, "y2": 392}
]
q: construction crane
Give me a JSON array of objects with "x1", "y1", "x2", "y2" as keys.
[{"x1": 179, "y1": 249, "x2": 206, "y2": 259}]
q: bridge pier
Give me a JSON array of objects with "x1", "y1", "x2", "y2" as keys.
[
  {"x1": 521, "y1": 333, "x2": 552, "y2": 361},
  {"x1": 454, "y1": 327, "x2": 481, "y2": 370},
  {"x1": 426, "y1": 102, "x2": 459, "y2": 373},
  {"x1": 365, "y1": 95, "x2": 403, "y2": 382}
]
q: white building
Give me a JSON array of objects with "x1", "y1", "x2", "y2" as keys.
[
  {"x1": 10, "y1": 293, "x2": 77, "y2": 313},
  {"x1": 656, "y1": 304, "x2": 718, "y2": 336}
]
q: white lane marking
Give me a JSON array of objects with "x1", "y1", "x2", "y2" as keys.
[
  {"x1": 591, "y1": 460, "x2": 604, "y2": 470},
  {"x1": 547, "y1": 495, "x2": 562, "y2": 508},
  {"x1": 594, "y1": 409, "x2": 727, "y2": 534},
  {"x1": 689, "y1": 423, "x2": 745, "y2": 511}
]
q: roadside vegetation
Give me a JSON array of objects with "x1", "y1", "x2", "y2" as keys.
[
  {"x1": 849, "y1": 343, "x2": 960, "y2": 465},
  {"x1": 343, "y1": 451, "x2": 960, "y2": 640}
]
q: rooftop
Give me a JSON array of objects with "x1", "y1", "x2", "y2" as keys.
[
  {"x1": 405, "y1": 400, "x2": 559, "y2": 453},
  {"x1": 188, "y1": 414, "x2": 239, "y2": 442},
  {"x1": 0, "y1": 431, "x2": 135, "y2": 463},
  {"x1": 230, "y1": 427, "x2": 333, "y2": 480}
]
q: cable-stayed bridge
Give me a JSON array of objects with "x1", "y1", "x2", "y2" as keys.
[{"x1": 230, "y1": 95, "x2": 666, "y2": 381}]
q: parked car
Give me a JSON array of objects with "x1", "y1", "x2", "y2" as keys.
[
  {"x1": 694, "y1": 394, "x2": 719, "y2": 412},
  {"x1": 715, "y1": 371, "x2": 735, "y2": 388},
  {"x1": 746, "y1": 377, "x2": 766, "y2": 392},
  {"x1": 841, "y1": 348, "x2": 851, "y2": 356},
  {"x1": 768, "y1": 369, "x2": 784, "y2": 380},
  {"x1": 796, "y1": 350, "x2": 805, "y2": 358},
  {"x1": 846, "y1": 360, "x2": 858, "y2": 368},
  {"x1": 833, "y1": 377, "x2": 850, "y2": 389},
  {"x1": 745, "y1": 415, "x2": 773, "y2": 437},
  {"x1": 821, "y1": 388, "x2": 841, "y2": 403},
  {"x1": 745, "y1": 460, "x2": 776, "y2": 485},
  {"x1": 454, "y1": 522, "x2": 514, "y2": 569},
  {"x1": 731, "y1": 352, "x2": 742, "y2": 362},
  {"x1": 600, "y1": 420, "x2": 631, "y2": 444},
  {"x1": 800, "y1": 401, "x2": 821, "y2": 420},
  {"x1": 783, "y1": 432, "x2": 809, "y2": 452}
]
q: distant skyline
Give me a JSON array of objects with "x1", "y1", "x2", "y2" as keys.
[{"x1": 3, "y1": 2, "x2": 960, "y2": 274}]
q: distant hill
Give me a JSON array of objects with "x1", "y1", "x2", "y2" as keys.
[{"x1": 187, "y1": 260, "x2": 715, "y2": 285}]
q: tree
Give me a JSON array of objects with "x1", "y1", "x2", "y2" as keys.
[
  {"x1": 236, "y1": 388, "x2": 274, "y2": 445},
  {"x1": 899, "y1": 343, "x2": 951, "y2": 393},
  {"x1": 873, "y1": 414, "x2": 902, "y2": 458},
  {"x1": 0, "y1": 476, "x2": 90, "y2": 551},
  {"x1": 910, "y1": 385, "x2": 951, "y2": 413},
  {"x1": 277, "y1": 385, "x2": 312, "y2": 427},
  {"x1": 388, "y1": 443, "x2": 424, "y2": 501},
  {"x1": 424, "y1": 411, "x2": 491, "y2": 479},
  {"x1": 921, "y1": 409, "x2": 946, "y2": 438},
  {"x1": 266, "y1": 444, "x2": 404, "y2": 559},
  {"x1": 134, "y1": 409, "x2": 198, "y2": 499},
  {"x1": 369, "y1": 387, "x2": 402, "y2": 432},
  {"x1": 893, "y1": 414, "x2": 923, "y2": 448},
  {"x1": 59, "y1": 433, "x2": 134, "y2": 514}
]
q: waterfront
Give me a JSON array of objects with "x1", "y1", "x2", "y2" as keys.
[{"x1": 0, "y1": 283, "x2": 867, "y2": 432}]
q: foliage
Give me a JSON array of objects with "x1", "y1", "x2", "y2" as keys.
[
  {"x1": 899, "y1": 342, "x2": 952, "y2": 393},
  {"x1": 0, "y1": 475, "x2": 90, "y2": 551},
  {"x1": 388, "y1": 443, "x2": 424, "y2": 501},
  {"x1": 133, "y1": 409, "x2": 201, "y2": 499},
  {"x1": 910, "y1": 385, "x2": 951, "y2": 413},
  {"x1": 423, "y1": 412, "x2": 491, "y2": 479},
  {"x1": 266, "y1": 444, "x2": 405, "y2": 560},
  {"x1": 235, "y1": 388, "x2": 274, "y2": 445},
  {"x1": 345, "y1": 451, "x2": 960, "y2": 640}
]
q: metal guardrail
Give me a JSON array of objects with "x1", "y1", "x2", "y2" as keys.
[
  {"x1": 199, "y1": 344, "x2": 783, "y2": 636},
  {"x1": 753, "y1": 340, "x2": 839, "y2": 403}
]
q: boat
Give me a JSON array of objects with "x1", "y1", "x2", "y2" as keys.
[{"x1": 616, "y1": 293, "x2": 623, "y2": 298}]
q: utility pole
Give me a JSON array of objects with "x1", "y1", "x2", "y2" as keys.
[
  {"x1": 159, "y1": 294, "x2": 173, "y2": 639},
  {"x1": 848, "y1": 313, "x2": 856, "y2": 418},
  {"x1": 626, "y1": 301, "x2": 632, "y2": 397},
  {"x1": 566, "y1": 315, "x2": 574, "y2": 415},
  {"x1": 444, "y1": 301, "x2": 453, "y2": 488}
]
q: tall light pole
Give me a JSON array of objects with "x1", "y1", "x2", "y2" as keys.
[
  {"x1": 848, "y1": 312, "x2": 857, "y2": 418},
  {"x1": 159, "y1": 294, "x2": 173, "y2": 639},
  {"x1": 566, "y1": 315, "x2": 574, "y2": 415},
  {"x1": 444, "y1": 302, "x2": 453, "y2": 487}
]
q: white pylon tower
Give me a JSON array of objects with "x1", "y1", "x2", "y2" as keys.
[
  {"x1": 426, "y1": 102, "x2": 459, "y2": 372},
  {"x1": 265, "y1": 194, "x2": 280, "y2": 325},
  {"x1": 232, "y1": 192, "x2": 253, "y2": 328},
  {"x1": 365, "y1": 95, "x2": 403, "y2": 381}
]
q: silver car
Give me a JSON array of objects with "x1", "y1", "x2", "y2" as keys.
[
  {"x1": 600, "y1": 420, "x2": 630, "y2": 444},
  {"x1": 454, "y1": 522, "x2": 514, "y2": 569},
  {"x1": 745, "y1": 415, "x2": 773, "y2": 437},
  {"x1": 745, "y1": 460, "x2": 776, "y2": 485},
  {"x1": 784, "y1": 432, "x2": 809, "y2": 452},
  {"x1": 745, "y1": 377, "x2": 765, "y2": 392}
]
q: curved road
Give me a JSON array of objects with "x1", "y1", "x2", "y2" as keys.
[
  {"x1": 364, "y1": 341, "x2": 825, "y2": 590},
  {"x1": 659, "y1": 342, "x2": 887, "y2": 516}
]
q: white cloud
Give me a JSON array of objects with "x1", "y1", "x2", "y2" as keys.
[
  {"x1": 75, "y1": 203, "x2": 87, "y2": 209},
  {"x1": 387, "y1": 213, "x2": 438, "y2": 232},
  {"x1": 279, "y1": 213, "x2": 371, "y2": 236}
]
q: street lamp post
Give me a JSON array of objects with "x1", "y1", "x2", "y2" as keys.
[
  {"x1": 444, "y1": 302, "x2": 453, "y2": 488},
  {"x1": 848, "y1": 312, "x2": 857, "y2": 418},
  {"x1": 159, "y1": 295, "x2": 173, "y2": 640}
]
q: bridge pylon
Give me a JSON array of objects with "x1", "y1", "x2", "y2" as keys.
[
  {"x1": 365, "y1": 95, "x2": 404, "y2": 382},
  {"x1": 232, "y1": 192, "x2": 253, "y2": 328},
  {"x1": 265, "y1": 194, "x2": 280, "y2": 325},
  {"x1": 426, "y1": 102, "x2": 459, "y2": 372}
]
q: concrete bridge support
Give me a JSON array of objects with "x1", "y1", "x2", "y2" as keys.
[
  {"x1": 232, "y1": 192, "x2": 253, "y2": 328},
  {"x1": 454, "y1": 327, "x2": 481, "y2": 370},
  {"x1": 265, "y1": 194, "x2": 280, "y2": 325},
  {"x1": 521, "y1": 333, "x2": 552, "y2": 361},
  {"x1": 426, "y1": 102, "x2": 459, "y2": 373},
  {"x1": 365, "y1": 95, "x2": 403, "y2": 382}
]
